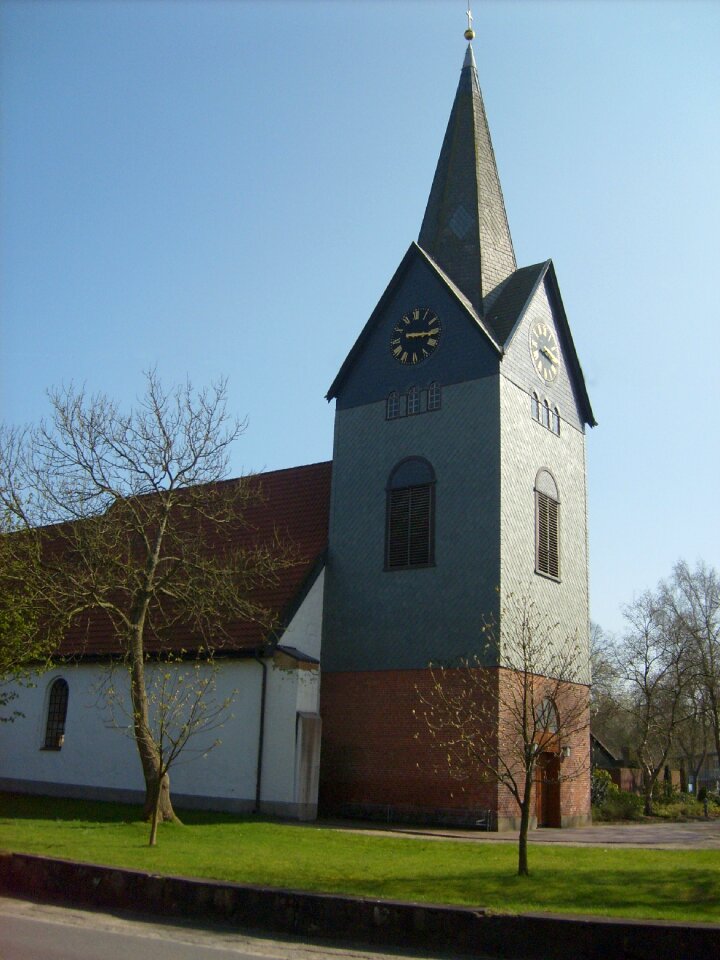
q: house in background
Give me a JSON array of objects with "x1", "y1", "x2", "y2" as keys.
[{"x1": 0, "y1": 29, "x2": 595, "y2": 830}]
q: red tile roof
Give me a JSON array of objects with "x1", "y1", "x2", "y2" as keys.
[{"x1": 57, "y1": 461, "x2": 332, "y2": 658}]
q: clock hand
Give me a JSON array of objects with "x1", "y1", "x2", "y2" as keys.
[
  {"x1": 541, "y1": 347, "x2": 558, "y2": 364},
  {"x1": 405, "y1": 328, "x2": 440, "y2": 339}
]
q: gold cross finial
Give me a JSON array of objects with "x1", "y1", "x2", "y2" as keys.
[{"x1": 464, "y1": 3, "x2": 475, "y2": 41}]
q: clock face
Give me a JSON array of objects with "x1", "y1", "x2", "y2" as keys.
[
  {"x1": 529, "y1": 321, "x2": 560, "y2": 383},
  {"x1": 390, "y1": 307, "x2": 442, "y2": 365}
]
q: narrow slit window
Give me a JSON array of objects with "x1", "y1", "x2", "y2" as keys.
[
  {"x1": 531, "y1": 392, "x2": 540, "y2": 421},
  {"x1": 44, "y1": 678, "x2": 69, "y2": 750}
]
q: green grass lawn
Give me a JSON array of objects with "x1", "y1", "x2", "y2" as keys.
[{"x1": 1, "y1": 794, "x2": 718, "y2": 924}]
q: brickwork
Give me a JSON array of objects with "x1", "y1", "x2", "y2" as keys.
[
  {"x1": 319, "y1": 669, "x2": 498, "y2": 823},
  {"x1": 320, "y1": 667, "x2": 590, "y2": 828}
]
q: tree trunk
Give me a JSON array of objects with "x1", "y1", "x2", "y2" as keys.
[
  {"x1": 143, "y1": 770, "x2": 177, "y2": 824},
  {"x1": 128, "y1": 623, "x2": 179, "y2": 824},
  {"x1": 517, "y1": 768, "x2": 534, "y2": 877}
]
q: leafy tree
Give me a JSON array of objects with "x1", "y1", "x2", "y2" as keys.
[
  {"x1": 0, "y1": 371, "x2": 297, "y2": 822},
  {"x1": 416, "y1": 594, "x2": 589, "y2": 876}
]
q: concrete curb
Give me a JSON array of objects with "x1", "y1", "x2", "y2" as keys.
[{"x1": 1, "y1": 852, "x2": 717, "y2": 959}]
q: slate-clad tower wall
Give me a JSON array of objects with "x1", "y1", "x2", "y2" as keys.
[{"x1": 321, "y1": 36, "x2": 594, "y2": 828}]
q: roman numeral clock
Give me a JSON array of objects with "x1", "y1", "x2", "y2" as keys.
[
  {"x1": 529, "y1": 320, "x2": 560, "y2": 382},
  {"x1": 390, "y1": 307, "x2": 442, "y2": 365}
]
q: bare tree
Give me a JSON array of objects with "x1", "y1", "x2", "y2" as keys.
[
  {"x1": 100, "y1": 650, "x2": 235, "y2": 845},
  {"x1": 589, "y1": 621, "x2": 627, "y2": 752},
  {"x1": 0, "y1": 371, "x2": 297, "y2": 822},
  {"x1": 416, "y1": 595, "x2": 589, "y2": 876},
  {"x1": 674, "y1": 685, "x2": 712, "y2": 794},
  {"x1": 613, "y1": 592, "x2": 691, "y2": 814},
  {"x1": 0, "y1": 519, "x2": 52, "y2": 721},
  {"x1": 662, "y1": 562, "x2": 720, "y2": 771}
]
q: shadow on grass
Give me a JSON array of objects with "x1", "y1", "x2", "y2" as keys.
[{"x1": 0, "y1": 792, "x2": 272, "y2": 827}]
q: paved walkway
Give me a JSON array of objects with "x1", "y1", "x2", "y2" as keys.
[{"x1": 325, "y1": 819, "x2": 720, "y2": 850}]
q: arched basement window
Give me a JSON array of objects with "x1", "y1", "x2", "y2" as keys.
[
  {"x1": 386, "y1": 457, "x2": 435, "y2": 569},
  {"x1": 535, "y1": 469, "x2": 560, "y2": 580},
  {"x1": 44, "y1": 678, "x2": 69, "y2": 750}
]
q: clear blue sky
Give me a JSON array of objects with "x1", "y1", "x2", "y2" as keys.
[{"x1": 1, "y1": 0, "x2": 718, "y2": 637}]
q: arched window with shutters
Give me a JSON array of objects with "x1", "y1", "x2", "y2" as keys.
[
  {"x1": 535, "y1": 469, "x2": 560, "y2": 580},
  {"x1": 386, "y1": 457, "x2": 435, "y2": 569},
  {"x1": 427, "y1": 381, "x2": 441, "y2": 411},
  {"x1": 43, "y1": 678, "x2": 69, "y2": 750}
]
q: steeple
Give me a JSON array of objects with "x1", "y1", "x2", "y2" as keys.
[{"x1": 418, "y1": 41, "x2": 516, "y2": 317}]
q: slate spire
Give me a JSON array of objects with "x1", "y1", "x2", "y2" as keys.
[{"x1": 418, "y1": 43, "x2": 516, "y2": 317}]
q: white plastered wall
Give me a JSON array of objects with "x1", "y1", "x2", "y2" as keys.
[{"x1": 0, "y1": 571, "x2": 324, "y2": 818}]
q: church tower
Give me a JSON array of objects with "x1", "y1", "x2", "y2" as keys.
[{"x1": 320, "y1": 28, "x2": 595, "y2": 829}]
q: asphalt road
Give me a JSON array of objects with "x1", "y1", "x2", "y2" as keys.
[{"x1": 0, "y1": 897, "x2": 478, "y2": 960}]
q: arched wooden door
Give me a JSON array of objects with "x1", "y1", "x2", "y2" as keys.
[{"x1": 535, "y1": 752, "x2": 561, "y2": 827}]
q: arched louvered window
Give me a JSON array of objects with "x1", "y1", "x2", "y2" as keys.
[
  {"x1": 553, "y1": 407, "x2": 561, "y2": 435},
  {"x1": 407, "y1": 386, "x2": 420, "y2": 416},
  {"x1": 386, "y1": 458, "x2": 435, "y2": 569},
  {"x1": 44, "y1": 678, "x2": 69, "y2": 750},
  {"x1": 535, "y1": 469, "x2": 560, "y2": 580},
  {"x1": 428, "y1": 382, "x2": 441, "y2": 411},
  {"x1": 386, "y1": 391, "x2": 400, "y2": 420},
  {"x1": 531, "y1": 392, "x2": 540, "y2": 421}
]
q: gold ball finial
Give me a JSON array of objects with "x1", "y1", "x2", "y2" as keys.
[{"x1": 465, "y1": 4, "x2": 474, "y2": 41}]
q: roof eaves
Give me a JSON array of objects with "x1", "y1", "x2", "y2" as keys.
[
  {"x1": 543, "y1": 262, "x2": 597, "y2": 428},
  {"x1": 267, "y1": 547, "x2": 327, "y2": 647},
  {"x1": 326, "y1": 245, "x2": 418, "y2": 401}
]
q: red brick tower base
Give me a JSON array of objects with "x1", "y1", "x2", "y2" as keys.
[{"x1": 319, "y1": 669, "x2": 591, "y2": 829}]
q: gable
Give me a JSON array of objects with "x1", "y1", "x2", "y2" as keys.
[
  {"x1": 497, "y1": 262, "x2": 595, "y2": 430},
  {"x1": 327, "y1": 243, "x2": 501, "y2": 411}
]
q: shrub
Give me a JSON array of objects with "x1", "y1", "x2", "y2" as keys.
[
  {"x1": 591, "y1": 769, "x2": 614, "y2": 806},
  {"x1": 594, "y1": 788, "x2": 644, "y2": 822}
]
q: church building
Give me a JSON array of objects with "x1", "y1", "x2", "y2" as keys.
[{"x1": 0, "y1": 30, "x2": 595, "y2": 830}]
